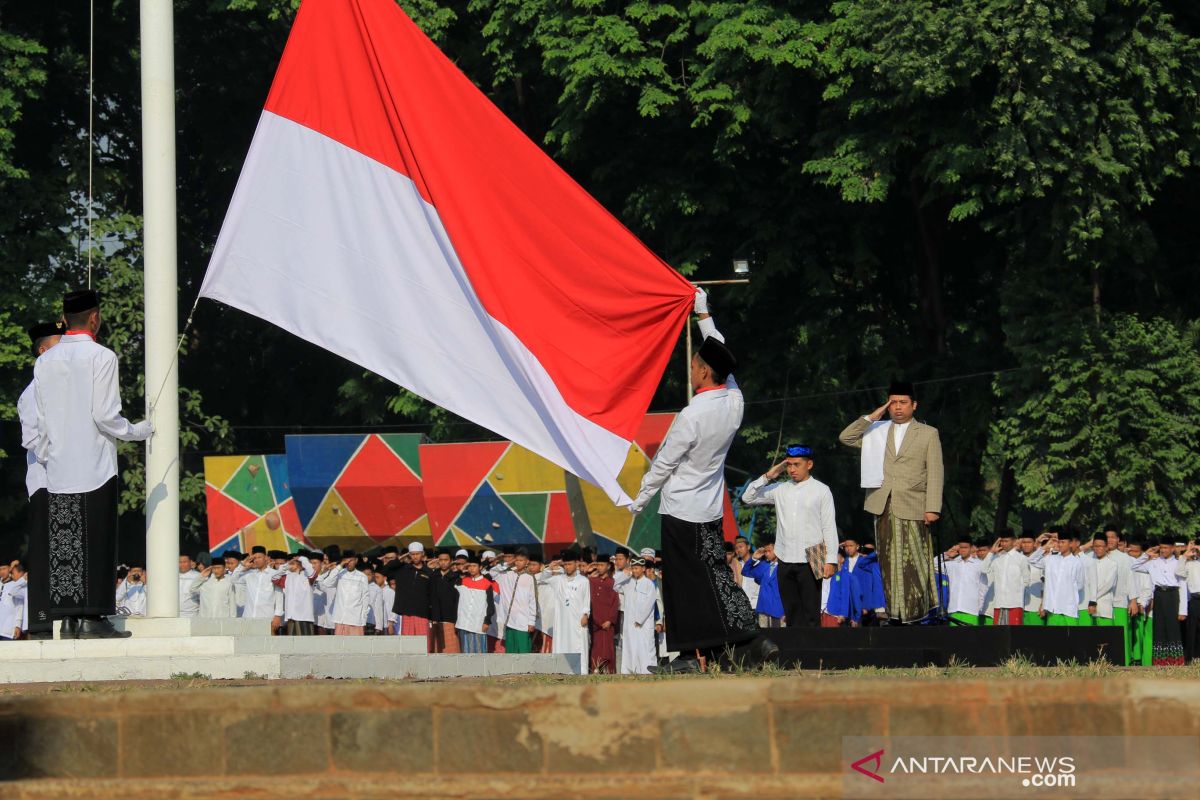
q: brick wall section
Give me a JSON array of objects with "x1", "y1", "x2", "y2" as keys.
[{"x1": 1, "y1": 677, "x2": 1199, "y2": 793}]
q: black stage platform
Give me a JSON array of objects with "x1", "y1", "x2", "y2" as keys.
[{"x1": 771, "y1": 625, "x2": 1124, "y2": 669}]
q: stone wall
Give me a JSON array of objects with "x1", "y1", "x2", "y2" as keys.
[{"x1": 1, "y1": 677, "x2": 1198, "y2": 797}]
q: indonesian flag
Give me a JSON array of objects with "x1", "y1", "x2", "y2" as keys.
[{"x1": 199, "y1": 0, "x2": 694, "y2": 506}]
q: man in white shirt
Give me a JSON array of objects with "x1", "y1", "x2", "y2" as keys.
[
  {"x1": 614, "y1": 557, "x2": 658, "y2": 674},
  {"x1": 1132, "y1": 539, "x2": 1188, "y2": 665},
  {"x1": 281, "y1": 554, "x2": 317, "y2": 634},
  {"x1": 981, "y1": 534, "x2": 1030, "y2": 626},
  {"x1": 235, "y1": 546, "x2": 281, "y2": 621},
  {"x1": 324, "y1": 553, "x2": 370, "y2": 634},
  {"x1": 1100, "y1": 527, "x2": 1136, "y2": 663},
  {"x1": 1083, "y1": 534, "x2": 1119, "y2": 628},
  {"x1": 19, "y1": 321, "x2": 63, "y2": 640},
  {"x1": 1017, "y1": 533, "x2": 1044, "y2": 626},
  {"x1": 539, "y1": 548, "x2": 592, "y2": 666},
  {"x1": 741, "y1": 444, "x2": 839, "y2": 627},
  {"x1": 943, "y1": 537, "x2": 985, "y2": 625},
  {"x1": 493, "y1": 548, "x2": 538, "y2": 652},
  {"x1": 1027, "y1": 532, "x2": 1085, "y2": 626},
  {"x1": 178, "y1": 555, "x2": 201, "y2": 618},
  {"x1": 1175, "y1": 541, "x2": 1200, "y2": 663},
  {"x1": 629, "y1": 290, "x2": 764, "y2": 673},
  {"x1": 0, "y1": 564, "x2": 28, "y2": 640},
  {"x1": 115, "y1": 566, "x2": 148, "y2": 616},
  {"x1": 34, "y1": 290, "x2": 151, "y2": 639},
  {"x1": 191, "y1": 560, "x2": 239, "y2": 618},
  {"x1": 730, "y1": 536, "x2": 760, "y2": 611}
]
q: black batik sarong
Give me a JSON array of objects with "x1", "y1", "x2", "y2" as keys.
[
  {"x1": 26, "y1": 488, "x2": 52, "y2": 633},
  {"x1": 660, "y1": 514, "x2": 756, "y2": 652},
  {"x1": 47, "y1": 476, "x2": 118, "y2": 617}
]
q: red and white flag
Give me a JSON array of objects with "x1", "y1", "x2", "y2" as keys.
[{"x1": 200, "y1": 0, "x2": 694, "y2": 505}]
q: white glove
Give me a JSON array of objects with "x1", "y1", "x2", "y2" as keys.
[
  {"x1": 693, "y1": 288, "x2": 708, "y2": 315},
  {"x1": 629, "y1": 497, "x2": 646, "y2": 515}
]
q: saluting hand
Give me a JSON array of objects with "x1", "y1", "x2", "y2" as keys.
[
  {"x1": 869, "y1": 402, "x2": 890, "y2": 422},
  {"x1": 765, "y1": 460, "x2": 787, "y2": 481}
]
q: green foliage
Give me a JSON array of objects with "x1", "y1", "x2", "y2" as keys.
[
  {"x1": 0, "y1": 28, "x2": 46, "y2": 181},
  {"x1": 993, "y1": 315, "x2": 1200, "y2": 537}
]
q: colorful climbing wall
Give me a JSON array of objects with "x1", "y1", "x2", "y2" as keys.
[{"x1": 204, "y1": 454, "x2": 309, "y2": 556}]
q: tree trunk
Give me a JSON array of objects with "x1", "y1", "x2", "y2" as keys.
[{"x1": 993, "y1": 461, "x2": 1016, "y2": 538}]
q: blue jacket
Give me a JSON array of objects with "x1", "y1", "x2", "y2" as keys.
[
  {"x1": 826, "y1": 553, "x2": 884, "y2": 618},
  {"x1": 741, "y1": 558, "x2": 784, "y2": 619}
]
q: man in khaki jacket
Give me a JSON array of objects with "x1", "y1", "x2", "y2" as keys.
[{"x1": 839, "y1": 381, "x2": 944, "y2": 623}]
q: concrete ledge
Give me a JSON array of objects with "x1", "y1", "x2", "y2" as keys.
[
  {"x1": 54, "y1": 617, "x2": 273, "y2": 638},
  {"x1": 0, "y1": 676, "x2": 1197, "y2": 788}
]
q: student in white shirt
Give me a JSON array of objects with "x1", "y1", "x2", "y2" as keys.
[
  {"x1": 538, "y1": 549, "x2": 592, "y2": 666},
  {"x1": 493, "y1": 548, "x2": 538, "y2": 653},
  {"x1": 115, "y1": 566, "x2": 148, "y2": 617},
  {"x1": 178, "y1": 555, "x2": 201, "y2": 618},
  {"x1": 1175, "y1": 541, "x2": 1200, "y2": 663},
  {"x1": 1027, "y1": 531, "x2": 1085, "y2": 626},
  {"x1": 1132, "y1": 539, "x2": 1188, "y2": 665},
  {"x1": 742, "y1": 444, "x2": 839, "y2": 627},
  {"x1": 629, "y1": 290, "x2": 765, "y2": 673},
  {"x1": 20, "y1": 321, "x2": 63, "y2": 640},
  {"x1": 191, "y1": 561, "x2": 239, "y2": 618},
  {"x1": 1017, "y1": 534, "x2": 1045, "y2": 626},
  {"x1": 323, "y1": 552, "x2": 370, "y2": 635},
  {"x1": 280, "y1": 553, "x2": 317, "y2": 635},
  {"x1": 234, "y1": 547, "x2": 281, "y2": 621},
  {"x1": 981, "y1": 534, "x2": 1030, "y2": 626},
  {"x1": 34, "y1": 289, "x2": 151, "y2": 639},
  {"x1": 455, "y1": 556, "x2": 497, "y2": 653},
  {"x1": 614, "y1": 558, "x2": 657, "y2": 674},
  {"x1": 943, "y1": 536, "x2": 985, "y2": 625}
]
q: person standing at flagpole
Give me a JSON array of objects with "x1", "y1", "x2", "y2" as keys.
[
  {"x1": 18, "y1": 321, "x2": 63, "y2": 640},
  {"x1": 630, "y1": 289, "x2": 774, "y2": 673},
  {"x1": 34, "y1": 290, "x2": 152, "y2": 639},
  {"x1": 839, "y1": 382, "x2": 944, "y2": 623}
]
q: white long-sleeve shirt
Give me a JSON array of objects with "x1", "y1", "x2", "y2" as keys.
[
  {"x1": 1132, "y1": 555, "x2": 1188, "y2": 616},
  {"x1": 982, "y1": 549, "x2": 1030, "y2": 610},
  {"x1": 191, "y1": 573, "x2": 239, "y2": 618},
  {"x1": 1029, "y1": 550, "x2": 1085, "y2": 616},
  {"x1": 1089, "y1": 555, "x2": 1118, "y2": 618},
  {"x1": 0, "y1": 577, "x2": 27, "y2": 638},
  {"x1": 495, "y1": 570, "x2": 538, "y2": 632},
  {"x1": 178, "y1": 570, "x2": 201, "y2": 617},
  {"x1": 34, "y1": 334, "x2": 152, "y2": 494},
  {"x1": 18, "y1": 381, "x2": 46, "y2": 497},
  {"x1": 281, "y1": 558, "x2": 316, "y2": 623},
  {"x1": 1024, "y1": 557, "x2": 1044, "y2": 614},
  {"x1": 945, "y1": 557, "x2": 985, "y2": 615},
  {"x1": 326, "y1": 568, "x2": 370, "y2": 627},
  {"x1": 1175, "y1": 556, "x2": 1200, "y2": 598},
  {"x1": 741, "y1": 475, "x2": 839, "y2": 565},
  {"x1": 632, "y1": 317, "x2": 741, "y2": 522},
  {"x1": 366, "y1": 582, "x2": 390, "y2": 631},
  {"x1": 115, "y1": 578, "x2": 148, "y2": 616},
  {"x1": 236, "y1": 566, "x2": 281, "y2": 619}
]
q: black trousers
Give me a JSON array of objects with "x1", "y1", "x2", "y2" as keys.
[
  {"x1": 776, "y1": 560, "x2": 821, "y2": 628},
  {"x1": 1186, "y1": 594, "x2": 1200, "y2": 663},
  {"x1": 25, "y1": 489, "x2": 51, "y2": 633}
]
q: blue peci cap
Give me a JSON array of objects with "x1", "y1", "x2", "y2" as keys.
[{"x1": 785, "y1": 444, "x2": 813, "y2": 458}]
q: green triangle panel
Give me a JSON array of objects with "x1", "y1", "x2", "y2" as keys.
[
  {"x1": 503, "y1": 493, "x2": 549, "y2": 539},
  {"x1": 380, "y1": 434, "x2": 423, "y2": 479},
  {"x1": 626, "y1": 492, "x2": 662, "y2": 553},
  {"x1": 223, "y1": 455, "x2": 277, "y2": 516},
  {"x1": 436, "y1": 529, "x2": 456, "y2": 546}
]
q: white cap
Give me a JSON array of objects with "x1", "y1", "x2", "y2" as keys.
[
  {"x1": 481, "y1": 550, "x2": 497, "y2": 560},
  {"x1": 639, "y1": 548, "x2": 656, "y2": 558},
  {"x1": 454, "y1": 549, "x2": 469, "y2": 557},
  {"x1": 407, "y1": 542, "x2": 425, "y2": 554}
]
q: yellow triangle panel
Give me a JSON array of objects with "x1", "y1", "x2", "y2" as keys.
[
  {"x1": 305, "y1": 489, "x2": 368, "y2": 539},
  {"x1": 488, "y1": 444, "x2": 566, "y2": 494},
  {"x1": 204, "y1": 455, "x2": 246, "y2": 492}
]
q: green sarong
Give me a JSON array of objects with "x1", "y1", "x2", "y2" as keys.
[
  {"x1": 983, "y1": 614, "x2": 994, "y2": 626},
  {"x1": 1112, "y1": 607, "x2": 1130, "y2": 666},
  {"x1": 950, "y1": 611, "x2": 979, "y2": 626},
  {"x1": 1023, "y1": 611, "x2": 1045, "y2": 626},
  {"x1": 875, "y1": 502, "x2": 938, "y2": 623},
  {"x1": 1131, "y1": 614, "x2": 1153, "y2": 666},
  {"x1": 1046, "y1": 612, "x2": 1078, "y2": 627},
  {"x1": 504, "y1": 628, "x2": 533, "y2": 653},
  {"x1": 1076, "y1": 608, "x2": 1093, "y2": 627}
]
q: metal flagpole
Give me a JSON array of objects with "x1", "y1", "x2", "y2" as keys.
[{"x1": 141, "y1": 0, "x2": 181, "y2": 618}]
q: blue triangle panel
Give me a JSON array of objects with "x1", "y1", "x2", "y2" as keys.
[
  {"x1": 210, "y1": 533, "x2": 241, "y2": 558},
  {"x1": 285, "y1": 434, "x2": 365, "y2": 527},
  {"x1": 266, "y1": 454, "x2": 291, "y2": 503},
  {"x1": 453, "y1": 481, "x2": 537, "y2": 545}
]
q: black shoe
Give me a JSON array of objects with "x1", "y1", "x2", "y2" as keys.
[
  {"x1": 648, "y1": 657, "x2": 702, "y2": 674},
  {"x1": 77, "y1": 617, "x2": 132, "y2": 639},
  {"x1": 752, "y1": 636, "x2": 781, "y2": 666},
  {"x1": 58, "y1": 617, "x2": 79, "y2": 639}
]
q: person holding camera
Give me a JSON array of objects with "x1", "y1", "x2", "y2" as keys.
[{"x1": 115, "y1": 565, "x2": 148, "y2": 617}]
